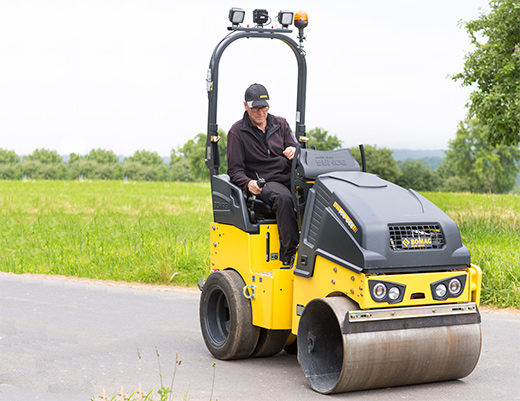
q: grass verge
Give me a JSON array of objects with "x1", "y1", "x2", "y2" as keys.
[
  {"x1": 0, "y1": 181, "x2": 518, "y2": 307},
  {"x1": 424, "y1": 192, "x2": 520, "y2": 308},
  {"x1": 0, "y1": 180, "x2": 211, "y2": 286}
]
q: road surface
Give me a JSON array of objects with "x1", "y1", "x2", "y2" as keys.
[{"x1": 1, "y1": 272, "x2": 519, "y2": 401}]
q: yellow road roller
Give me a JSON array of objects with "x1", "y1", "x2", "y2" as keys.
[{"x1": 199, "y1": 9, "x2": 482, "y2": 394}]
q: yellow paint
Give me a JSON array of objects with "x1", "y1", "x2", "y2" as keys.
[
  {"x1": 469, "y1": 264, "x2": 482, "y2": 306},
  {"x1": 210, "y1": 222, "x2": 292, "y2": 329},
  {"x1": 211, "y1": 223, "x2": 483, "y2": 335},
  {"x1": 292, "y1": 255, "x2": 482, "y2": 334},
  {"x1": 210, "y1": 223, "x2": 284, "y2": 274},
  {"x1": 250, "y1": 269, "x2": 294, "y2": 329}
]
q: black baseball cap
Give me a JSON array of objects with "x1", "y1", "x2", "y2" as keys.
[{"x1": 245, "y1": 83, "x2": 270, "y2": 108}]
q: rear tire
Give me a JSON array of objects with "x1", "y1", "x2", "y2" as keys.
[
  {"x1": 283, "y1": 335, "x2": 298, "y2": 355},
  {"x1": 251, "y1": 328, "x2": 291, "y2": 358},
  {"x1": 199, "y1": 270, "x2": 260, "y2": 360}
]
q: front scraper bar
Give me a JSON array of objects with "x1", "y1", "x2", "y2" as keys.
[{"x1": 345, "y1": 302, "x2": 480, "y2": 334}]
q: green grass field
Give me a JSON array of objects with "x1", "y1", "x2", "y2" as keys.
[
  {"x1": 0, "y1": 180, "x2": 211, "y2": 286},
  {"x1": 424, "y1": 192, "x2": 520, "y2": 308},
  {"x1": 0, "y1": 181, "x2": 518, "y2": 307}
]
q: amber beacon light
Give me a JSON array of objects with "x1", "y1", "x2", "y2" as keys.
[{"x1": 294, "y1": 10, "x2": 308, "y2": 41}]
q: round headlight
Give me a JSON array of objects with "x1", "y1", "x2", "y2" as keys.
[
  {"x1": 449, "y1": 278, "x2": 462, "y2": 295},
  {"x1": 373, "y1": 283, "x2": 387, "y2": 300},
  {"x1": 435, "y1": 284, "x2": 447, "y2": 298},
  {"x1": 388, "y1": 286, "x2": 400, "y2": 301}
]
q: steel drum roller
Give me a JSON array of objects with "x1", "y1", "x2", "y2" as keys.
[{"x1": 298, "y1": 296, "x2": 482, "y2": 394}]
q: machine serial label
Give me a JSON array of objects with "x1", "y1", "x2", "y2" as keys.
[
  {"x1": 402, "y1": 237, "x2": 432, "y2": 248},
  {"x1": 315, "y1": 157, "x2": 347, "y2": 167},
  {"x1": 213, "y1": 200, "x2": 229, "y2": 210},
  {"x1": 333, "y1": 201, "x2": 358, "y2": 233}
]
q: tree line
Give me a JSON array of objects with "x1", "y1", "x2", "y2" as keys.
[{"x1": 1, "y1": 119, "x2": 519, "y2": 194}]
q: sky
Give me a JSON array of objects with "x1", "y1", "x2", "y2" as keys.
[{"x1": 0, "y1": 0, "x2": 491, "y2": 157}]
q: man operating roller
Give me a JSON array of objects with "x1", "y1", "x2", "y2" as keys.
[{"x1": 227, "y1": 83, "x2": 299, "y2": 265}]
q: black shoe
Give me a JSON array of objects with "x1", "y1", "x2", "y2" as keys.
[{"x1": 282, "y1": 254, "x2": 295, "y2": 268}]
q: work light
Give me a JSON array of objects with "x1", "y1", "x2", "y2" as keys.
[
  {"x1": 228, "y1": 8, "x2": 245, "y2": 26},
  {"x1": 277, "y1": 10, "x2": 294, "y2": 28},
  {"x1": 253, "y1": 9, "x2": 269, "y2": 25}
]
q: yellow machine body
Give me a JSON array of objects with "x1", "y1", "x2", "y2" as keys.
[
  {"x1": 210, "y1": 222, "x2": 294, "y2": 330},
  {"x1": 210, "y1": 221, "x2": 482, "y2": 337}
]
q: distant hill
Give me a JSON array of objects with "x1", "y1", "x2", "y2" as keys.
[
  {"x1": 390, "y1": 149, "x2": 445, "y2": 170},
  {"x1": 390, "y1": 149, "x2": 445, "y2": 161}
]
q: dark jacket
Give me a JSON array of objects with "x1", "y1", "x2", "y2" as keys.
[{"x1": 227, "y1": 112, "x2": 298, "y2": 190}]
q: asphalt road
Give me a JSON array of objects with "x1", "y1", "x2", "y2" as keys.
[{"x1": 1, "y1": 272, "x2": 520, "y2": 401}]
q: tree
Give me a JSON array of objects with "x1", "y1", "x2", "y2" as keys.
[
  {"x1": 306, "y1": 128, "x2": 342, "y2": 150},
  {"x1": 443, "y1": 118, "x2": 520, "y2": 193},
  {"x1": 452, "y1": 0, "x2": 520, "y2": 145},
  {"x1": 0, "y1": 149, "x2": 20, "y2": 164},
  {"x1": 68, "y1": 149, "x2": 123, "y2": 180},
  {"x1": 123, "y1": 150, "x2": 167, "y2": 181},
  {"x1": 123, "y1": 162, "x2": 167, "y2": 181},
  {"x1": 0, "y1": 164, "x2": 22, "y2": 180},
  {"x1": 85, "y1": 148, "x2": 120, "y2": 164},
  {"x1": 21, "y1": 160, "x2": 67, "y2": 180},
  {"x1": 24, "y1": 148, "x2": 63, "y2": 164},
  {"x1": 68, "y1": 159, "x2": 123, "y2": 180},
  {"x1": 21, "y1": 148, "x2": 66, "y2": 179},
  {"x1": 171, "y1": 130, "x2": 227, "y2": 181},
  {"x1": 350, "y1": 145, "x2": 399, "y2": 183},
  {"x1": 125, "y1": 150, "x2": 164, "y2": 166},
  {"x1": 168, "y1": 158, "x2": 192, "y2": 182},
  {"x1": 0, "y1": 149, "x2": 22, "y2": 179},
  {"x1": 395, "y1": 160, "x2": 440, "y2": 192}
]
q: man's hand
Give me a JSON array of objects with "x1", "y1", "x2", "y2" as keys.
[
  {"x1": 248, "y1": 180, "x2": 262, "y2": 195},
  {"x1": 283, "y1": 146, "x2": 296, "y2": 160}
]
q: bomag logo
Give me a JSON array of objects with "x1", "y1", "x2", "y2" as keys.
[
  {"x1": 402, "y1": 237, "x2": 432, "y2": 248},
  {"x1": 333, "y1": 201, "x2": 358, "y2": 233}
]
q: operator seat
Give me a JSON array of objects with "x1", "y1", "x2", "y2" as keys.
[
  {"x1": 211, "y1": 174, "x2": 275, "y2": 234},
  {"x1": 291, "y1": 147, "x2": 361, "y2": 224}
]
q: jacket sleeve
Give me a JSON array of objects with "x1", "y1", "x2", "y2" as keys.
[
  {"x1": 281, "y1": 117, "x2": 298, "y2": 148},
  {"x1": 226, "y1": 125, "x2": 251, "y2": 190}
]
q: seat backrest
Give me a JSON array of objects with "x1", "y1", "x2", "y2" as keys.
[
  {"x1": 211, "y1": 174, "x2": 275, "y2": 233},
  {"x1": 291, "y1": 148, "x2": 361, "y2": 225},
  {"x1": 295, "y1": 148, "x2": 361, "y2": 180}
]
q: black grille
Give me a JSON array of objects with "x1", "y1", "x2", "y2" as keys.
[{"x1": 389, "y1": 224, "x2": 444, "y2": 250}]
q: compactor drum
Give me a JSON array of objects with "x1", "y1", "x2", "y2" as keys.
[{"x1": 199, "y1": 9, "x2": 482, "y2": 394}]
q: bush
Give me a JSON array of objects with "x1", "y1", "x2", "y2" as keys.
[
  {"x1": 169, "y1": 159, "x2": 194, "y2": 182},
  {"x1": 0, "y1": 164, "x2": 22, "y2": 180},
  {"x1": 21, "y1": 160, "x2": 67, "y2": 180},
  {"x1": 441, "y1": 176, "x2": 471, "y2": 193},
  {"x1": 123, "y1": 161, "x2": 167, "y2": 181},
  {"x1": 68, "y1": 160, "x2": 123, "y2": 180}
]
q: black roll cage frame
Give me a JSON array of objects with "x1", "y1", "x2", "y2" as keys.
[{"x1": 204, "y1": 26, "x2": 308, "y2": 177}]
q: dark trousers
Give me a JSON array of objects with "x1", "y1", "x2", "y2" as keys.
[{"x1": 257, "y1": 181, "x2": 299, "y2": 264}]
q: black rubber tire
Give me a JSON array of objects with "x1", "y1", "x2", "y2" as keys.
[
  {"x1": 199, "y1": 270, "x2": 260, "y2": 360},
  {"x1": 251, "y1": 328, "x2": 291, "y2": 358},
  {"x1": 283, "y1": 336, "x2": 298, "y2": 355}
]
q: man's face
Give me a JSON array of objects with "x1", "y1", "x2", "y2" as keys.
[{"x1": 244, "y1": 102, "x2": 269, "y2": 127}]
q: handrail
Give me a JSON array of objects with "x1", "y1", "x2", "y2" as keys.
[{"x1": 205, "y1": 28, "x2": 307, "y2": 176}]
